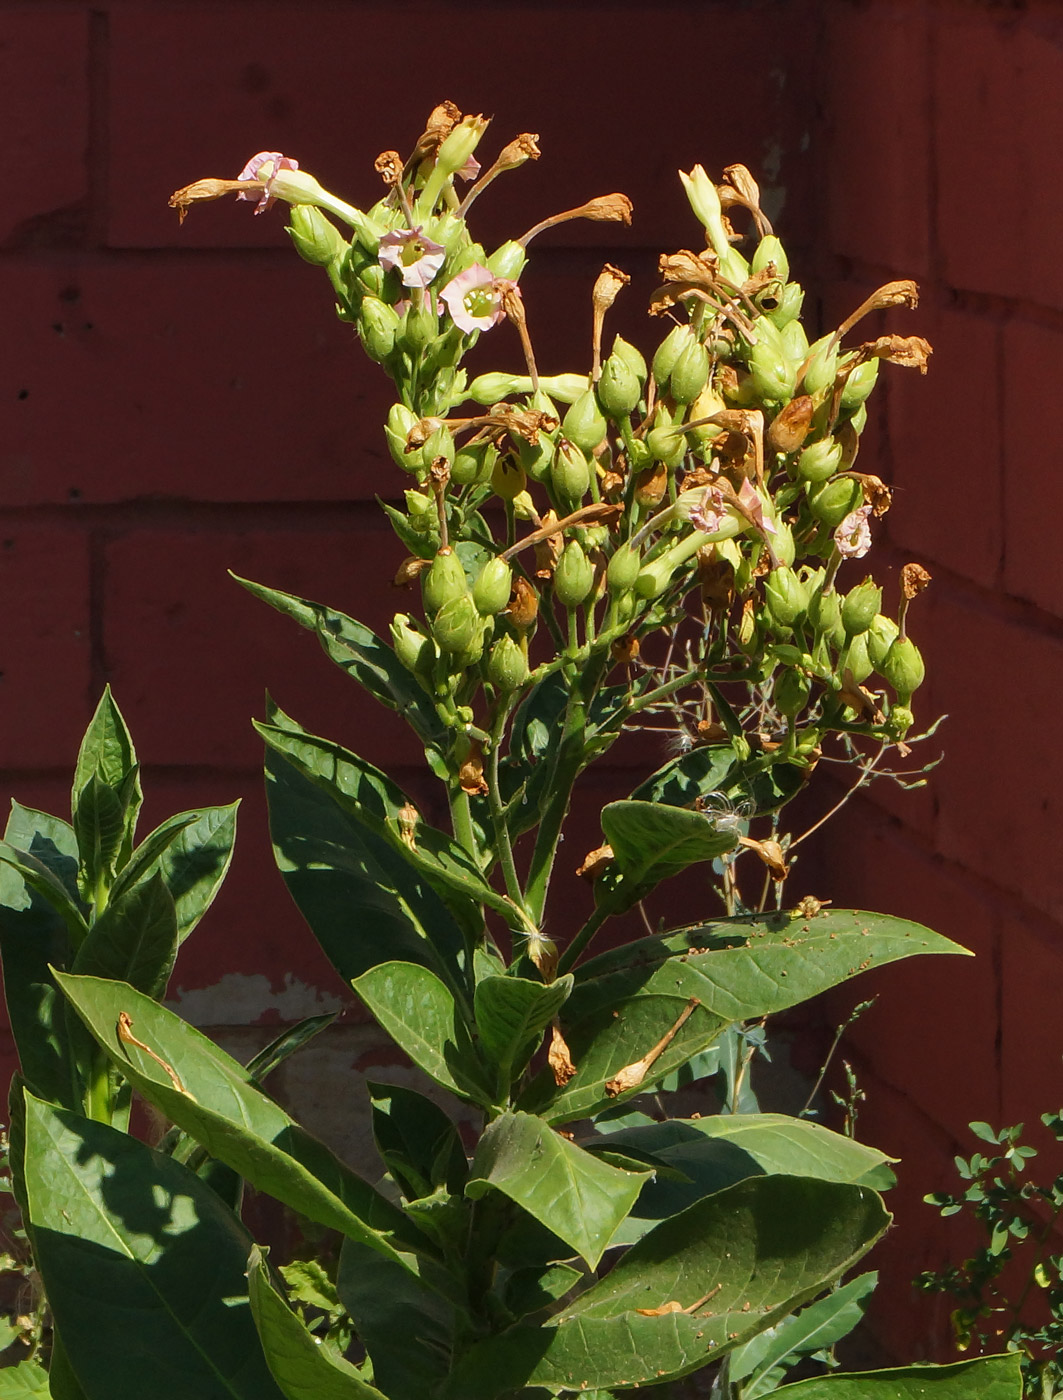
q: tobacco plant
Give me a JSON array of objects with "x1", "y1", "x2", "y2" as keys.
[{"x1": 0, "y1": 105, "x2": 1021, "y2": 1398}]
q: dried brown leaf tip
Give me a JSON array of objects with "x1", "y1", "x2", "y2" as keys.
[
  {"x1": 901, "y1": 562, "x2": 932, "y2": 599},
  {"x1": 548, "y1": 1021, "x2": 577, "y2": 1086},
  {"x1": 529, "y1": 933, "x2": 559, "y2": 983},
  {"x1": 576, "y1": 843, "x2": 615, "y2": 880}
]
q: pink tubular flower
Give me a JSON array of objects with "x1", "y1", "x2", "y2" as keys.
[
  {"x1": 440, "y1": 264, "x2": 511, "y2": 333},
  {"x1": 237, "y1": 151, "x2": 299, "y2": 214},
  {"x1": 834, "y1": 504, "x2": 873, "y2": 559},
  {"x1": 690, "y1": 485, "x2": 726, "y2": 534},
  {"x1": 737, "y1": 477, "x2": 777, "y2": 536},
  {"x1": 378, "y1": 227, "x2": 446, "y2": 290}
]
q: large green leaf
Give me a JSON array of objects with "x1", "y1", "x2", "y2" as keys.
[
  {"x1": 474, "y1": 974, "x2": 573, "y2": 1092},
  {"x1": 22, "y1": 1091, "x2": 285, "y2": 1400},
  {"x1": 447, "y1": 1175, "x2": 889, "y2": 1398},
  {"x1": 0, "y1": 841, "x2": 88, "y2": 947},
  {"x1": 0, "y1": 1361, "x2": 50, "y2": 1396},
  {"x1": 72, "y1": 774, "x2": 127, "y2": 900},
  {"x1": 594, "y1": 1115, "x2": 895, "y2": 1244},
  {"x1": 72, "y1": 871, "x2": 178, "y2": 998},
  {"x1": 247, "y1": 1248, "x2": 386, "y2": 1400},
  {"x1": 265, "y1": 747, "x2": 469, "y2": 996},
  {"x1": 232, "y1": 573, "x2": 445, "y2": 744},
  {"x1": 368, "y1": 1080, "x2": 468, "y2": 1199},
  {"x1": 466, "y1": 1111, "x2": 650, "y2": 1269},
  {"x1": 353, "y1": 961, "x2": 491, "y2": 1106},
  {"x1": 55, "y1": 972, "x2": 421, "y2": 1261},
  {"x1": 72, "y1": 686, "x2": 142, "y2": 868},
  {"x1": 775, "y1": 1354, "x2": 1022, "y2": 1399},
  {"x1": 152, "y1": 804, "x2": 239, "y2": 944},
  {"x1": 257, "y1": 718, "x2": 521, "y2": 930},
  {"x1": 595, "y1": 801, "x2": 739, "y2": 910}
]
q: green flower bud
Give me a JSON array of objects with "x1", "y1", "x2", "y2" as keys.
[
  {"x1": 841, "y1": 579, "x2": 882, "y2": 636},
  {"x1": 466, "y1": 371, "x2": 532, "y2": 404},
  {"x1": 751, "y1": 234, "x2": 790, "y2": 284},
  {"x1": 764, "y1": 566, "x2": 809, "y2": 629},
  {"x1": 487, "y1": 240, "x2": 528, "y2": 280},
  {"x1": 809, "y1": 476, "x2": 863, "y2": 528},
  {"x1": 424, "y1": 424, "x2": 454, "y2": 467},
  {"x1": 881, "y1": 636, "x2": 925, "y2": 701},
  {"x1": 385, "y1": 403, "x2": 421, "y2": 470},
  {"x1": 801, "y1": 334, "x2": 838, "y2": 397},
  {"x1": 774, "y1": 667, "x2": 811, "y2": 718},
  {"x1": 652, "y1": 324, "x2": 694, "y2": 387},
  {"x1": 887, "y1": 704, "x2": 915, "y2": 740},
  {"x1": 627, "y1": 437, "x2": 653, "y2": 472},
  {"x1": 563, "y1": 390, "x2": 608, "y2": 454},
  {"x1": 287, "y1": 205, "x2": 349, "y2": 266},
  {"x1": 422, "y1": 547, "x2": 468, "y2": 614},
  {"x1": 645, "y1": 422, "x2": 686, "y2": 468},
  {"x1": 772, "y1": 519, "x2": 796, "y2": 567},
  {"x1": 554, "y1": 540, "x2": 596, "y2": 609},
  {"x1": 358, "y1": 296, "x2": 400, "y2": 362},
  {"x1": 867, "y1": 613, "x2": 900, "y2": 670},
  {"x1": 400, "y1": 298, "x2": 439, "y2": 353},
  {"x1": 850, "y1": 403, "x2": 868, "y2": 435},
  {"x1": 451, "y1": 625, "x2": 487, "y2": 669},
  {"x1": 487, "y1": 633, "x2": 529, "y2": 691},
  {"x1": 748, "y1": 327, "x2": 795, "y2": 405},
  {"x1": 670, "y1": 337, "x2": 711, "y2": 404},
  {"x1": 491, "y1": 455, "x2": 527, "y2": 500},
  {"x1": 767, "y1": 281, "x2": 805, "y2": 329},
  {"x1": 434, "y1": 115, "x2": 490, "y2": 180},
  {"x1": 797, "y1": 437, "x2": 843, "y2": 483},
  {"x1": 845, "y1": 631, "x2": 874, "y2": 683},
  {"x1": 808, "y1": 585, "x2": 845, "y2": 648},
  {"x1": 451, "y1": 437, "x2": 497, "y2": 486},
  {"x1": 432, "y1": 593, "x2": 482, "y2": 654},
  {"x1": 404, "y1": 488, "x2": 435, "y2": 521},
  {"x1": 607, "y1": 543, "x2": 642, "y2": 594},
  {"x1": 596, "y1": 353, "x2": 641, "y2": 418},
  {"x1": 780, "y1": 318, "x2": 809, "y2": 363},
  {"x1": 390, "y1": 613, "x2": 435, "y2": 679},
  {"x1": 840, "y1": 358, "x2": 880, "y2": 412},
  {"x1": 473, "y1": 557, "x2": 512, "y2": 616},
  {"x1": 611, "y1": 335, "x2": 648, "y2": 384},
  {"x1": 550, "y1": 439, "x2": 591, "y2": 505}
]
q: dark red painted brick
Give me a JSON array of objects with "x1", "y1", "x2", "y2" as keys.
[
  {"x1": 1000, "y1": 911, "x2": 1063, "y2": 1134},
  {"x1": 0, "y1": 527, "x2": 92, "y2": 768},
  {"x1": 822, "y1": 1, "x2": 932, "y2": 277},
  {"x1": 1, "y1": 8, "x2": 89, "y2": 244},
  {"x1": 936, "y1": 9, "x2": 1063, "y2": 309},
  {"x1": 1002, "y1": 317, "x2": 1063, "y2": 615}
]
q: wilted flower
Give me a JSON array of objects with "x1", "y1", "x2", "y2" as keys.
[
  {"x1": 378, "y1": 227, "x2": 446, "y2": 289},
  {"x1": 834, "y1": 504, "x2": 873, "y2": 559},
  {"x1": 440, "y1": 264, "x2": 512, "y2": 333},
  {"x1": 237, "y1": 151, "x2": 299, "y2": 214}
]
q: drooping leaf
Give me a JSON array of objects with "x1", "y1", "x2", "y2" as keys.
[
  {"x1": 55, "y1": 972, "x2": 423, "y2": 1261},
  {"x1": 595, "y1": 801, "x2": 740, "y2": 910},
  {"x1": 231, "y1": 573, "x2": 445, "y2": 745},
  {"x1": 245, "y1": 1013, "x2": 337, "y2": 1085},
  {"x1": 446, "y1": 1175, "x2": 889, "y2": 1398},
  {"x1": 353, "y1": 961, "x2": 491, "y2": 1106},
  {"x1": 247, "y1": 1248, "x2": 386, "y2": 1400},
  {"x1": 367, "y1": 1080, "x2": 468, "y2": 1199},
  {"x1": 466, "y1": 1111, "x2": 650, "y2": 1269},
  {"x1": 72, "y1": 871, "x2": 178, "y2": 998},
  {"x1": 0, "y1": 841, "x2": 88, "y2": 947},
  {"x1": 773, "y1": 1353, "x2": 1022, "y2": 1399},
  {"x1": 23, "y1": 1091, "x2": 286, "y2": 1400},
  {"x1": 474, "y1": 974, "x2": 573, "y2": 1092},
  {"x1": 265, "y1": 747, "x2": 470, "y2": 997}
]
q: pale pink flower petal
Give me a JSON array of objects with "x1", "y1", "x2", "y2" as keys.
[
  {"x1": 834, "y1": 504, "x2": 872, "y2": 559},
  {"x1": 236, "y1": 151, "x2": 299, "y2": 214},
  {"x1": 690, "y1": 486, "x2": 726, "y2": 534},
  {"x1": 738, "y1": 477, "x2": 777, "y2": 535},
  {"x1": 440, "y1": 263, "x2": 506, "y2": 333},
  {"x1": 456, "y1": 155, "x2": 481, "y2": 182},
  {"x1": 378, "y1": 227, "x2": 447, "y2": 289}
]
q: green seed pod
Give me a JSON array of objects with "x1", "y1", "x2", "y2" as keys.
[
  {"x1": 780, "y1": 317, "x2": 809, "y2": 363},
  {"x1": 797, "y1": 437, "x2": 844, "y2": 483},
  {"x1": 357, "y1": 296, "x2": 400, "y2": 362},
  {"x1": 422, "y1": 547, "x2": 468, "y2": 614},
  {"x1": 554, "y1": 540, "x2": 595, "y2": 609},
  {"x1": 645, "y1": 423, "x2": 686, "y2": 468},
  {"x1": 390, "y1": 613, "x2": 435, "y2": 680},
  {"x1": 611, "y1": 335, "x2": 648, "y2": 385},
  {"x1": 563, "y1": 390, "x2": 608, "y2": 454},
  {"x1": 652, "y1": 324, "x2": 694, "y2": 387},
  {"x1": 597, "y1": 352, "x2": 641, "y2": 418},
  {"x1": 607, "y1": 543, "x2": 642, "y2": 594},
  {"x1": 627, "y1": 437, "x2": 653, "y2": 472},
  {"x1": 401, "y1": 298, "x2": 439, "y2": 353},
  {"x1": 466, "y1": 371, "x2": 532, "y2": 404},
  {"x1": 451, "y1": 625, "x2": 487, "y2": 669},
  {"x1": 751, "y1": 234, "x2": 790, "y2": 284},
  {"x1": 767, "y1": 282, "x2": 805, "y2": 329},
  {"x1": 840, "y1": 358, "x2": 879, "y2": 412},
  {"x1": 774, "y1": 667, "x2": 811, "y2": 718},
  {"x1": 423, "y1": 424, "x2": 454, "y2": 468},
  {"x1": 385, "y1": 403, "x2": 421, "y2": 471},
  {"x1": 669, "y1": 338, "x2": 711, "y2": 404},
  {"x1": 473, "y1": 557, "x2": 512, "y2": 616},
  {"x1": 287, "y1": 205, "x2": 348, "y2": 266},
  {"x1": 801, "y1": 334, "x2": 839, "y2": 398},
  {"x1": 807, "y1": 585, "x2": 845, "y2": 648},
  {"x1": 887, "y1": 704, "x2": 915, "y2": 740},
  {"x1": 491, "y1": 455, "x2": 527, "y2": 500},
  {"x1": 849, "y1": 403, "x2": 868, "y2": 435},
  {"x1": 550, "y1": 439, "x2": 591, "y2": 505},
  {"x1": 487, "y1": 633, "x2": 529, "y2": 691},
  {"x1": 764, "y1": 567, "x2": 809, "y2": 629},
  {"x1": 867, "y1": 613, "x2": 900, "y2": 670},
  {"x1": 451, "y1": 437, "x2": 497, "y2": 486},
  {"x1": 431, "y1": 593, "x2": 482, "y2": 654},
  {"x1": 808, "y1": 476, "x2": 863, "y2": 528},
  {"x1": 404, "y1": 488, "x2": 435, "y2": 525},
  {"x1": 881, "y1": 636, "x2": 925, "y2": 701},
  {"x1": 772, "y1": 519, "x2": 796, "y2": 568},
  {"x1": 748, "y1": 319, "x2": 796, "y2": 404},
  {"x1": 841, "y1": 579, "x2": 882, "y2": 637},
  {"x1": 487, "y1": 240, "x2": 528, "y2": 280},
  {"x1": 845, "y1": 631, "x2": 874, "y2": 683},
  {"x1": 613, "y1": 589, "x2": 637, "y2": 625}
]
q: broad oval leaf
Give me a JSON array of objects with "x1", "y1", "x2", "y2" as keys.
[
  {"x1": 597, "y1": 801, "x2": 739, "y2": 909},
  {"x1": 72, "y1": 685, "x2": 142, "y2": 868},
  {"x1": 368, "y1": 1080, "x2": 468, "y2": 1200},
  {"x1": 23, "y1": 1091, "x2": 286, "y2": 1400},
  {"x1": 774, "y1": 1353, "x2": 1022, "y2": 1399},
  {"x1": 155, "y1": 803, "x2": 239, "y2": 944},
  {"x1": 474, "y1": 974, "x2": 573, "y2": 1089},
  {"x1": 466, "y1": 1111, "x2": 650, "y2": 1269},
  {"x1": 72, "y1": 871, "x2": 178, "y2": 998}
]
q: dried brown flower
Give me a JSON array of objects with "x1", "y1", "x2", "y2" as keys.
[
  {"x1": 901, "y1": 562, "x2": 932, "y2": 599},
  {"x1": 374, "y1": 151, "x2": 404, "y2": 187}
]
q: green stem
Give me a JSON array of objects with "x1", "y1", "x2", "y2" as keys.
[
  {"x1": 556, "y1": 902, "x2": 611, "y2": 976},
  {"x1": 487, "y1": 699, "x2": 526, "y2": 911},
  {"x1": 449, "y1": 784, "x2": 479, "y2": 863},
  {"x1": 84, "y1": 1054, "x2": 113, "y2": 1125}
]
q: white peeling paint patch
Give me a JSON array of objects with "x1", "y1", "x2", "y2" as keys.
[{"x1": 166, "y1": 973, "x2": 345, "y2": 1027}]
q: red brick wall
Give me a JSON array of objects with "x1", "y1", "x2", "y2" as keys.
[{"x1": 3, "y1": 0, "x2": 1061, "y2": 1365}]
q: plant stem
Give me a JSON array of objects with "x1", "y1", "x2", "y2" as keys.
[
  {"x1": 449, "y1": 783, "x2": 479, "y2": 863},
  {"x1": 556, "y1": 903, "x2": 611, "y2": 976},
  {"x1": 487, "y1": 698, "x2": 525, "y2": 910}
]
